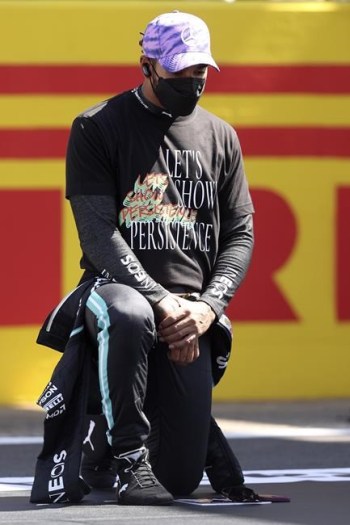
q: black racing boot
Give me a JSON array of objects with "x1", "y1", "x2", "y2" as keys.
[{"x1": 115, "y1": 447, "x2": 173, "y2": 505}]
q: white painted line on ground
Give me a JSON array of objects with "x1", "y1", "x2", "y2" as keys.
[
  {"x1": 0, "y1": 436, "x2": 43, "y2": 445},
  {"x1": 2, "y1": 420, "x2": 350, "y2": 446},
  {"x1": 1, "y1": 468, "x2": 350, "y2": 493},
  {"x1": 216, "y1": 419, "x2": 350, "y2": 441},
  {"x1": 242, "y1": 467, "x2": 350, "y2": 484},
  {"x1": 0, "y1": 477, "x2": 33, "y2": 492},
  {"x1": 202, "y1": 468, "x2": 350, "y2": 485}
]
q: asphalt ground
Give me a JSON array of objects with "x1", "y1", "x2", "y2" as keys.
[{"x1": 1, "y1": 399, "x2": 350, "y2": 524}]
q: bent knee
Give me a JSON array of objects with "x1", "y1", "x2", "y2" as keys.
[
  {"x1": 109, "y1": 299, "x2": 154, "y2": 334},
  {"x1": 96, "y1": 284, "x2": 155, "y2": 328},
  {"x1": 156, "y1": 468, "x2": 203, "y2": 497}
]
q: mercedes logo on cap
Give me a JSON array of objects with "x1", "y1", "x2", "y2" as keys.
[{"x1": 181, "y1": 26, "x2": 202, "y2": 47}]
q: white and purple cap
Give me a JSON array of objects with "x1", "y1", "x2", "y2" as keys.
[{"x1": 141, "y1": 11, "x2": 219, "y2": 73}]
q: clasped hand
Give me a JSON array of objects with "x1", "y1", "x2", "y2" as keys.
[{"x1": 154, "y1": 294, "x2": 216, "y2": 365}]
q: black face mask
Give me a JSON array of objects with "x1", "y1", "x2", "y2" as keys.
[{"x1": 152, "y1": 74, "x2": 206, "y2": 117}]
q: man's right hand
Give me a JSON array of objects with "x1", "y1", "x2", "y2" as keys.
[{"x1": 153, "y1": 294, "x2": 182, "y2": 322}]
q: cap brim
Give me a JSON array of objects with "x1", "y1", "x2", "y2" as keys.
[{"x1": 159, "y1": 52, "x2": 220, "y2": 73}]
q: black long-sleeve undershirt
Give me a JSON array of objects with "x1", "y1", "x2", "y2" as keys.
[{"x1": 70, "y1": 194, "x2": 254, "y2": 318}]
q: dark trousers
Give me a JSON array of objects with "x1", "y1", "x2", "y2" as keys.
[{"x1": 85, "y1": 282, "x2": 243, "y2": 495}]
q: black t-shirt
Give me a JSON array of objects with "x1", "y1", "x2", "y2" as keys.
[{"x1": 66, "y1": 88, "x2": 253, "y2": 296}]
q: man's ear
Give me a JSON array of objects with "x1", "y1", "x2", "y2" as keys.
[{"x1": 142, "y1": 63, "x2": 151, "y2": 77}]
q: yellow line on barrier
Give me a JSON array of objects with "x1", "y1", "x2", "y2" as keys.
[
  {"x1": 0, "y1": 2, "x2": 349, "y2": 63},
  {"x1": 0, "y1": 94, "x2": 349, "y2": 127},
  {"x1": 245, "y1": 157, "x2": 350, "y2": 185},
  {"x1": 0, "y1": 161, "x2": 64, "y2": 188},
  {"x1": 0, "y1": 95, "x2": 107, "y2": 127},
  {"x1": 203, "y1": 95, "x2": 350, "y2": 127},
  {"x1": 1, "y1": 158, "x2": 350, "y2": 191}
]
